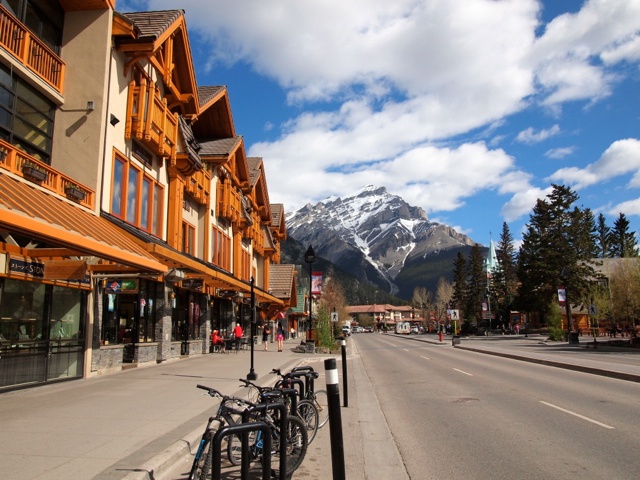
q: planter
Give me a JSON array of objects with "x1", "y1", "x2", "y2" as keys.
[
  {"x1": 65, "y1": 186, "x2": 86, "y2": 201},
  {"x1": 22, "y1": 165, "x2": 47, "y2": 182}
]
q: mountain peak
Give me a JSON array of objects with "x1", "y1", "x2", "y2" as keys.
[{"x1": 286, "y1": 185, "x2": 477, "y2": 298}]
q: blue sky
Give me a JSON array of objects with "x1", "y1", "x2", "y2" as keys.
[{"x1": 118, "y1": 0, "x2": 640, "y2": 248}]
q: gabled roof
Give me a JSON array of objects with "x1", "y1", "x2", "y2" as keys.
[
  {"x1": 199, "y1": 137, "x2": 243, "y2": 157},
  {"x1": 193, "y1": 85, "x2": 235, "y2": 139},
  {"x1": 116, "y1": 10, "x2": 199, "y2": 117},
  {"x1": 177, "y1": 116, "x2": 203, "y2": 171},
  {"x1": 270, "y1": 204, "x2": 286, "y2": 240},
  {"x1": 246, "y1": 157, "x2": 270, "y2": 220},
  {"x1": 269, "y1": 264, "x2": 297, "y2": 302}
]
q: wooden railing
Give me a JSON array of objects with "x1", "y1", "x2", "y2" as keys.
[
  {"x1": 126, "y1": 79, "x2": 178, "y2": 162},
  {"x1": 217, "y1": 181, "x2": 243, "y2": 224},
  {"x1": 185, "y1": 168, "x2": 210, "y2": 205},
  {"x1": 0, "y1": 5, "x2": 65, "y2": 94},
  {"x1": 0, "y1": 139, "x2": 94, "y2": 208}
]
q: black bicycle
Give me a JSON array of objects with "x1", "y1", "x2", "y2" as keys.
[
  {"x1": 275, "y1": 365, "x2": 329, "y2": 428},
  {"x1": 189, "y1": 384, "x2": 252, "y2": 480},
  {"x1": 232, "y1": 380, "x2": 309, "y2": 476}
]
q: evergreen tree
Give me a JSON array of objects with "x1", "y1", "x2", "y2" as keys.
[
  {"x1": 465, "y1": 244, "x2": 486, "y2": 323},
  {"x1": 610, "y1": 213, "x2": 639, "y2": 258},
  {"x1": 516, "y1": 185, "x2": 598, "y2": 331},
  {"x1": 452, "y1": 251, "x2": 466, "y2": 315},
  {"x1": 492, "y1": 222, "x2": 518, "y2": 326},
  {"x1": 596, "y1": 213, "x2": 611, "y2": 258}
]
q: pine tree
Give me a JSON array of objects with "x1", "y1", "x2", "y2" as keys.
[
  {"x1": 451, "y1": 251, "x2": 466, "y2": 315},
  {"x1": 492, "y1": 222, "x2": 518, "y2": 326},
  {"x1": 596, "y1": 213, "x2": 611, "y2": 258},
  {"x1": 610, "y1": 213, "x2": 639, "y2": 258},
  {"x1": 516, "y1": 184, "x2": 598, "y2": 331},
  {"x1": 465, "y1": 244, "x2": 486, "y2": 324}
]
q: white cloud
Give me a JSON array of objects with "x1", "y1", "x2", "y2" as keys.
[
  {"x1": 609, "y1": 198, "x2": 640, "y2": 217},
  {"x1": 501, "y1": 186, "x2": 553, "y2": 223},
  {"x1": 547, "y1": 138, "x2": 640, "y2": 189},
  {"x1": 545, "y1": 146, "x2": 575, "y2": 159},
  {"x1": 516, "y1": 124, "x2": 561, "y2": 144}
]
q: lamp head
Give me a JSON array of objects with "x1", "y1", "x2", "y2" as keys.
[{"x1": 304, "y1": 245, "x2": 316, "y2": 264}]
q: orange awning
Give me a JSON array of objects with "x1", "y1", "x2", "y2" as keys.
[{"x1": 0, "y1": 172, "x2": 167, "y2": 273}]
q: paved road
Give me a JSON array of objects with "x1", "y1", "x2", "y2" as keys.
[{"x1": 355, "y1": 333, "x2": 640, "y2": 479}]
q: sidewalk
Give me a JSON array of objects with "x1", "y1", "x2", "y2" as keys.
[{"x1": 0, "y1": 336, "x2": 407, "y2": 480}]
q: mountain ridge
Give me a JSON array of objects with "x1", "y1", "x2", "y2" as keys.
[{"x1": 285, "y1": 185, "x2": 480, "y2": 299}]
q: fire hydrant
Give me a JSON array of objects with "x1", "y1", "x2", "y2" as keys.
[{"x1": 438, "y1": 331, "x2": 443, "y2": 342}]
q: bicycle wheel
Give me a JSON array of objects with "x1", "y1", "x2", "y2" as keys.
[
  {"x1": 297, "y1": 399, "x2": 319, "y2": 444},
  {"x1": 228, "y1": 428, "x2": 258, "y2": 466},
  {"x1": 271, "y1": 415, "x2": 309, "y2": 476},
  {"x1": 189, "y1": 429, "x2": 215, "y2": 480},
  {"x1": 246, "y1": 385, "x2": 261, "y2": 404},
  {"x1": 313, "y1": 389, "x2": 329, "y2": 428}
]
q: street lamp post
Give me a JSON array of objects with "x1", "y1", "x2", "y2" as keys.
[
  {"x1": 305, "y1": 245, "x2": 316, "y2": 345},
  {"x1": 246, "y1": 276, "x2": 257, "y2": 380}
]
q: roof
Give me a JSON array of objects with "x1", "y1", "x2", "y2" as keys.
[
  {"x1": 121, "y1": 10, "x2": 184, "y2": 40},
  {"x1": 269, "y1": 264, "x2": 297, "y2": 300},
  {"x1": 198, "y1": 86, "x2": 226, "y2": 108},
  {"x1": 199, "y1": 137, "x2": 242, "y2": 156}
]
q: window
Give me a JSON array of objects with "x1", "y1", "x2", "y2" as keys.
[
  {"x1": 182, "y1": 221, "x2": 195, "y2": 255},
  {"x1": 110, "y1": 152, "x2": 164, "y2": 236},
  {"x1": 211, "y1": 225, "x2": 231, "y2": 270},
  {"x1": 0, "y1": 62, "x2": 54, "y2": 163},
  {"x1": 2, "y1": 0, "x2": 64, "y2": 54}
]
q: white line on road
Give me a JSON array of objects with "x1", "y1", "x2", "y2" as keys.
[
  {"x1": 453, "y1": 368, "x2": 473, "y2": 376},
  {"x1": 540, "y1": 401, "x2": 615, "y2": 429},
  {"x1": 402, "y1": 349, "x2": 409, "y2": 352},
  {"x1": 420, "y1": 355, "x2": 431, "y2": 360},
  {"x1": 380, "y1": 340, "x2": 397, "y2": 347}
]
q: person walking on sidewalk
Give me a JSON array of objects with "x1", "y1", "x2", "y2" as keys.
[
  {"x1": 262, "y1": 324, "x2": 270, "y2": 351},
  {"x1": 277, "y1": 321, "x2": 284, "y2": 352}
]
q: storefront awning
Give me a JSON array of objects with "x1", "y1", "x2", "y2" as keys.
[
  {"x1": 0, "y1": 172, "x2": 167, "y2": 274},
  {"x1": 146, "y1": 243, "x2": 283, "y2": 306}
]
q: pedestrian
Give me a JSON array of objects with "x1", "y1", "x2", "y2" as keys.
[
  {"x1": 233, "y1": 323, "x2": 243, "y2": 351},
  {"x1": 277, "y1": 321, "x2": 284, "y2": 352},
  {"x1": 515, "y1": 323, "x2": 520, "y2": 335},
  {"x1": 211, "y1": 330, "x2": 224, "y2": 352},
  {"x1": 262, "y1": 324, "x2": 270, "y2": 351}
]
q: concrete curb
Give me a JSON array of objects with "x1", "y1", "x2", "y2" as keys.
[{"x1": 454, "y1": 344, "x2": 640, "y2": 383}]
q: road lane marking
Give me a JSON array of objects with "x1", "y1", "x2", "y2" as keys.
[
  {"x1": 402, "y1": 349, "x2": 409, "y2": 352},
  {"x1": 420, "y1": 355, "x2": 431, "y2": 360},
  {"x1": 379, "y1": 340, "x2": 397, "y2": 347},
  {"x1": 453, "y1": 368, "x2": 473, "y2": 376},
  {"x1": 540, "y1": 401, "x2": 615, "y2": 429}
]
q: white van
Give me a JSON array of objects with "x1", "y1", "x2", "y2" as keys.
[
  {"x1": 395, "y1": 321, "x2": 411, "y2": 334},
  {"x1": 341, "y1": 326, "x2": 351, "y2": 336}
]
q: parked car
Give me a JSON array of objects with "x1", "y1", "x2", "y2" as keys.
[
  {"x1": 341, "y1": 326, "x2": 351, "y2": 336},
  {"x1": 364, "y1": 326, "x2": 374, "y2": 333}
]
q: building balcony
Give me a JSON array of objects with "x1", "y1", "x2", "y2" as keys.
[
  {"x1": 126, "y1": 80, "x2": 178, "y2": 162},
  {"x1": 185, "y1": 168, "x2": 210, "y2": 205},
  {"x1": 0, "y1": 139, "x2": 94, "y2": 209},
  {"x1": 0, "y1": 5, "x2": 65, "y2": 94},
  {"x1": 217, "y1": 180, "x2": 243, "y2": 224}
]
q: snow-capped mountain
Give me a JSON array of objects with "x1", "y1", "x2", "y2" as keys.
[{"x1": 285, "y1": 185, "x2": 478, "y2": 298}]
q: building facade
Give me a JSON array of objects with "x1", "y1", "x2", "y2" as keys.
[{"x1": 0, "y1": 1, "x2": 294, "y2": 391}]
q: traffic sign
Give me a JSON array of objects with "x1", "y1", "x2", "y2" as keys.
[{"x1": 331, "y1": 311, "x2": 338, "y2": 322}]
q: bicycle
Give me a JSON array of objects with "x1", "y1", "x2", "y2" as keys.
[
  {"x1": 275, "y1": 365, "x2": 329, "y2": 429},
  {"x1": 240, "y1": 376, "x2": 319, "y2": 444},
  {"x1": 189, "y1": 384, "x2": 253, "y2": 480},
  {"x1": 231, "y1": 382, "x2": 309, "y2": 476}
]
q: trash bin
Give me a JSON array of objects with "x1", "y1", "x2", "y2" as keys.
[
  {"x1": 568, "y1": 332, "x2": 579, "y2": 344},
  {"x1": 452, "y1": 335, "x2": 461, "y2": 346}
]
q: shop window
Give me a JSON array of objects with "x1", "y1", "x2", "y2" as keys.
[
  {"x1": 102, "y1": 280, "x2": 158, "y2": 345},
  {"x1": 111, "y1": 152, "x2": 164, "y2": 236}
]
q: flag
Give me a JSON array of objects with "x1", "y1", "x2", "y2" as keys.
[{"x1": 311, "y1": 271, "x2": 322, "y2": 295}]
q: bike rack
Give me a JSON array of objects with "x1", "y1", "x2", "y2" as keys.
[
  {"x1": 242, "y1": 401, "x2": 288, "y2": 480},
  {"x1": 211, "y1": 422, "x2": 272, "y2": 480},
  {"x1": 277, "y1": 376, "x2": 306, "y2": 400}
]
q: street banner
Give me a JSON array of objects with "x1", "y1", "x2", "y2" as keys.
[{"x1": 312, "y1": 271, "x2": 323, "y2": 295}]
